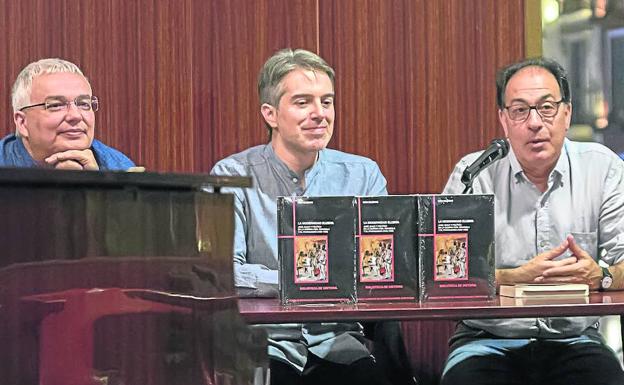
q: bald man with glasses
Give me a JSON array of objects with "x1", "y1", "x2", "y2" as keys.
[{"x1": 2, "y1": 58, "x2": 134, "y2": 170}]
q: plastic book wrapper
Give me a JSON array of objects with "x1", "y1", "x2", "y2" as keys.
[
  {"x1": 277, "y1": 194, "x2": 495, "y2": 304},
  {"x1": 278, "y1": 196, "x2": 357, "y2": 304},
  {"x1": 356, "y1": 196, "x2": 419, "y2": 301},
  {"x1": 417, "y1": 194, "x2": 496, "y2": 301}
]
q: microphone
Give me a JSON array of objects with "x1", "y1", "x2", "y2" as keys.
[{"x1": 461, "y1": 138, "x2": 509, "y2": 194}]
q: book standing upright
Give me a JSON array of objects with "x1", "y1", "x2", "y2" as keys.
[
  {"x1": 417, "y1": 194, "x2": 495, "y2": 301},
  {"x1": 278, "y1": 196, "x2": 357, "y2": 304},
  {"x1": 356, "y1": 196, "x2": 419, "y2": 301},
  {"x1": 278, "y1": 194, "x2": 496, "y2": 304}
]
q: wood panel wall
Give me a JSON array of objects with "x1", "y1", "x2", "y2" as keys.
[
  {"x1": 0, "y1": 0, "x2": 526, "y2": 193},
  {"x1": 0, "y1": 1, "x2": 529, "y2": 383}
]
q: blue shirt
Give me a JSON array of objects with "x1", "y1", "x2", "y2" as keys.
[
  {"x1": 443, "y1": 139, "x2": 624, "y2": 338},
  {"x1": 0, "y1": 133, "x2": 134, "y2": 170},
  {"x1": 211, "y1": 143, "x2": 387, "y2": 371}
]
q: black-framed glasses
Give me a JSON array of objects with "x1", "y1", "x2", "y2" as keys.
[
  {"x1": 504, "y1": 99, "x2": 563, "y2": 122},
  {"x1": 19, "y1": 95, "x2": 99, "y2": 113}
]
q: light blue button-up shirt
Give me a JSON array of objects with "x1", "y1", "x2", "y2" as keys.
[
  {"x1": 443, "y1": 139, "x2": 624, "y2": 338},
  {"x1": 211, "y1": 143, "x2": 388, "y2": 371}
]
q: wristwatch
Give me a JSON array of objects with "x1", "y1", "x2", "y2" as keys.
[{"x1": 600, "y1": 267, "x2": 613, "y2": 291}]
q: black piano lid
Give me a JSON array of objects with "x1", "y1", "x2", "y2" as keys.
[{"x1": 0, "y1": 167, "x2": 252, "y2": 191}]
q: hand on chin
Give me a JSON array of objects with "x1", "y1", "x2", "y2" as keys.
[
  {"x1": 54, "y1": 159, "x2": 84, "y2": 170},
  {"x1": 45, "y1": 148, "x2": 99, "y2": 171}
]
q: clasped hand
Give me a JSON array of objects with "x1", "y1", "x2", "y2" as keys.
[
  {"x1": 514, "y1": 235, "x2": 602, "y2": 290},
  {"x1": 44, "y1": 149, "x2": 99, "y2": 170}
]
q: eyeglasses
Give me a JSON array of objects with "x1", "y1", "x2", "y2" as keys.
[
  {"x1": 19, "y1": 95, "x2": 99, "y2": 113},
  {"x1": 504, "y1": 99, "x2": 563, "y2": 122}
]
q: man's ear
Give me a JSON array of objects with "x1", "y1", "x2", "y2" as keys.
[
  {"x1": 562, "y1": 102, "x2": 572, "y2": 133},
  {"x1": 498, "y1": 109, "x2": 509, "y2": 138},
  {"x1": 260, "y1": 103, "x2": 278, "y2": 129},
  {"x1": 14, "y1": 111, "x2": 29, "y2": 138}
]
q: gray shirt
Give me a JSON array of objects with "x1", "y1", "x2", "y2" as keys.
[
  {"x1": 443, "y1": 139, "x2": 624, "y2": 338},
  {"x1": 211, "y1": 144, "x2": 388, "y2": 371}
]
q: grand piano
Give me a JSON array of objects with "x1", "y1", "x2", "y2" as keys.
[{"x1": 0, "y1": 168, "x2": 267, "y2": 385}]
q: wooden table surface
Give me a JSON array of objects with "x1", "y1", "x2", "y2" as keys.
[{"x1": 238, "y1": 291, "x2": 624, "y2": 324}]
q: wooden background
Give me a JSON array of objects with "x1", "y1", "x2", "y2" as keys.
[
  {"x1": 0, "y1": 0, "x2": 529, "y2": 382},
  {"x1": 0, "y1": 0, "x2": 527, "y2": 194}
]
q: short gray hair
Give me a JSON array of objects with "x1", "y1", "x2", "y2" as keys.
[
  {"x1": 12, "y1": 58, "x2": 88, "y2": 112},
  {"x1": 258, "y1": 48, "x2": 335, "y2": 138},
  {"x1": 258, "y1": 48, "x2": 335, "y2": 107}
]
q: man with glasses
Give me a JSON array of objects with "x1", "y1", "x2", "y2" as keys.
[
  {"x1": 440, "y1": 57, "x2": 624, "y2": 385},
  {"x1": 2, "y1": 58, "x2": 134, "y2": 170}
]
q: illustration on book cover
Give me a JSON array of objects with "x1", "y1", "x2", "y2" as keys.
[
  {"x1": 434, "y1": 233, "x2": 468, "y2": 281},
  {"x1": 278, "y1": 195, "x2": 357, "y2": 304},
  {"x1": 418, "y1": 194, "x2": 495, "y2": 301},
  {"x1": 294, "y1": 236, "x2": 329, "y2": 283},
  {"x1": 359, "y1": 235, "x2": 394, "y2": 282}
]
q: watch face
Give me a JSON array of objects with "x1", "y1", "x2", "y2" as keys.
[{"x1": 602, "y1": 276, "x2": 613, "y2": 289}]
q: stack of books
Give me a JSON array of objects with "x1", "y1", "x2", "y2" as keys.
[
  {"x1": 277, "y1": 194, "x2": 496, "y2": 304},
  {"x1": 499, "y1": 283, "x2": 590, "y2": 306},
  {"x1": 499, "y1": 283, "x2": 589, "y2": 298}
]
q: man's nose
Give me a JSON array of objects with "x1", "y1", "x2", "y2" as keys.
[
  {"x1": 64, "y1": 102, "x2": 83, "y2": 120},
  {"x1": 526, "y1": 108, "x2": 543, "y2": 131},
  {"x1": 310, "y1": 100, "x2": 326, "y2": 120}
]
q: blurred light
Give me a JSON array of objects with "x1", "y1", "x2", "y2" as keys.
[
  {"x1": 592, "y1": 98, "x2": 608, "y2": 129},
  {"x1": 542, "y1": 0, "x2": 560, "y2": 24},
  {"x1": 568, "y1": 124, "x2": 594, "y2": 141},
  {"x1": 595, "y1": 0, "x2": 607, "y2": 18},
  {"x1": 596, "y1": 117, "x2": 609, "y2": 129},
  {"x1": 594, "y1": 97, "x2": 607, "y2": 118}
]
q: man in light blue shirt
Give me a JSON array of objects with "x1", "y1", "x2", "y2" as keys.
[
  {"x1": 211, "y1": 48, "x2": 407, "y2": 385},
  {"x1": 441, "y1": 58, "x2": 624, "y2": 385}
]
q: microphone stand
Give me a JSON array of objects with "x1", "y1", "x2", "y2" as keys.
[{"x1": 460, "y1": 138, "x2": 509, "y2": 194}]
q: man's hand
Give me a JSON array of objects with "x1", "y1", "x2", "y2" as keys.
[
  {"x1": 496, "y1": 239, "x2": 577, "y2": 285},
  {"x1": 45, "y1": 149, "x2": 99, "y2": 170},
  {"x1": 540, "y1": 234, "x2": 602, "y2": 289}
]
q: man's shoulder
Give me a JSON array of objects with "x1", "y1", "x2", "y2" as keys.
[
  {"x1": 565, "y1": 140, "x2": 621, "y2": 161},
  {"x1": 0, "y1": 133, "x2": 17, "y2": 152},
  {"x1": 0, "y1": 133, "x2": 36, "y2": 167},
  {"x1": 211, "y1": 144, "x2": 269, "y2": 176},
  {"x1": 453, "y1": 150, "x2": 484, "y2": 168},
  {"x1": 91, "y1": 140, "x2": 135, "y2": 170},
  {"x1": 564, "y1": 141, "x2": 624, "y2": 182},
  {"x1": 321, "y1": 148, "x2": 380, "y2": 168}
]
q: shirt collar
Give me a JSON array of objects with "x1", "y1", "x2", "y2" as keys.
[
  {"x1": 263, "y1": 143, "x2": 325, "y2": 179},
  {"x1": 305, "y1": 150, "x2": 324, "y2": 179},
  {"x1": 508, "y1": 138, "x2": 569, "y2": 181},
  {"x1": 552, "y1": 139, "x2": 570, "y2": 178},
  {"x1": 263, "y1": 143, "x2": 295, "y2": 178},
  {"x1": 507, "y1": 145, "x2": 524, "y2": 177}
]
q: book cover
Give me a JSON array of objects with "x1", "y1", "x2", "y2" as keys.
[
  {"x1": 356, "y1": 196, "x2": 418, "y2": 301},
  {"x1": 499, "y1": 283, "x2": 589, "y2": 298},
  {"x1": 277, "y1": 196, "x2": 357, "y2": 304},
  {"x1": 417, "y1": 194, "x2": 496, "y2": 301}
]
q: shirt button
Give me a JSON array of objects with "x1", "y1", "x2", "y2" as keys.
[
  {"x1": 539, "y1": 241, "x2": 547, "y2": 248},
  {"x1": 292, "y1": 177, "x2": 298, "y2": 183}
]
